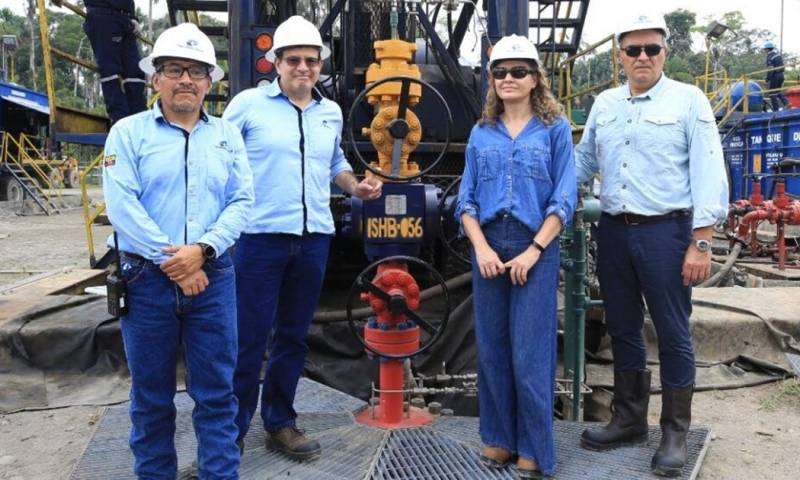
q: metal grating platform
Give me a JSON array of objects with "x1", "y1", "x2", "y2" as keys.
[{"x1": 70, "y1": 379, "x2": 711, "y2": 479}]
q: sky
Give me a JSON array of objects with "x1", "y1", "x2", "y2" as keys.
[{"x1": 2, "y1": 0, "x2": 797, "y2": 54}]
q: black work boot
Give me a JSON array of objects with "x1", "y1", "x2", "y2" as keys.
[
  {"x1": 581, "y1": 369, "x2": 651, "y2": 451},
  {"x1": 267, "y1": 426, "x2": 321, "y2": 461},
  {"x1": 651, "y1": 385, "x2": 694, "y2": 477}
]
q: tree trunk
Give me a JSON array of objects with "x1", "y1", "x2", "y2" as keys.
[{"x1": 26, "y1": 0, "x2": 38, "y2": 90}]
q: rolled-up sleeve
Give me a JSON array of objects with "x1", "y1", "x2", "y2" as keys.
[
  {"x1": 545, "y1": 119, "x2": 578, "y2": 226},
  {"x1": 197, "y1": 123, "x2": 255, "y2": 254},
  {"x1": 687, "y1": 91, "x2": 729, "y2": 229},
  {"x1": 102, "y1": 124, "x2": 172, "y2": 262},
  {"x1": 455, "y1": 136, "x2": 480, "y2": 224}
]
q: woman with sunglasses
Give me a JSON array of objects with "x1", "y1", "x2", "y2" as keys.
[{"x1": 455, "y1": 34, "x2": 576, "y2": 479}]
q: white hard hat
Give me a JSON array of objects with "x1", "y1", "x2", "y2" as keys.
[
  {"x1": 488, "y1": 34, "x2": 540, "y2": 69},
  {"x1": 139, "y1": 23, "x2": 224, "y2": 82},
  {"x1": 266, "y1": 15, "x2": 331, "y2": 63},
  {"x1": 615, "y1": 12, "x2": 670, "y2": 43}
]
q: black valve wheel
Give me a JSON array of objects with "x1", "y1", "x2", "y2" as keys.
[
  {"x1": 346, "y1": 75, "x2": 452, "y2": 182},
  {"x1": 437, "y1": 176, "x2": 472, "y2": 265},
  {"x1": 346, "y1": 255, "x2": 451, "y2": 359}
]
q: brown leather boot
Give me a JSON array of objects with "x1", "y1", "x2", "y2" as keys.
[{"x1": 267, "y1": 426, "x2": 321, "y2": 461}]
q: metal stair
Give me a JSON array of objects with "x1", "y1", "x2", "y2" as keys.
[
  {"x1": 529, "y1": 0, "x2": 591, "y2": 73},
  {"x1": 0, "y1": 133, "x2": 60, "y2": 215}
]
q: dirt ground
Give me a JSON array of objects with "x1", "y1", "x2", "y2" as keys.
[{"x1": 0, "y1": 206, "x2": 799, "y2": 479}]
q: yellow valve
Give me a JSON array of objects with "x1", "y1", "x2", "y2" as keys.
[{"x1": 363, "y1": 40, "x2": 423, "y2": 180}]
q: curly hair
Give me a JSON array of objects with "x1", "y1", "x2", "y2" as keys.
[{"x1": 479, "y1": 65, "x2": 564, "y2": 126}]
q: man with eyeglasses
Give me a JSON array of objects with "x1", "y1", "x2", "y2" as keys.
[
  {"x1": 102, "y1": 23, "x2": 254, "y2": 478},
  {"x1": 223, "y1": 15, "x2": 382, "y2": 461},
  {"x1": 575, "y1": 12, "x2": 728, "y2": 478}
]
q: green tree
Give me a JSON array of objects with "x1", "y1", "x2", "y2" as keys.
[{"x1": 665, "y1": 9, "x2": 696, "y2": 57}]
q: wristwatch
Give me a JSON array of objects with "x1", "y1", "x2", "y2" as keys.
[
  {"x1": 197, "y1": 242, "x2": 216, "y2": 259},
  {"x1": 694, "y1": 239, "x2": 711, "y2": 253}
]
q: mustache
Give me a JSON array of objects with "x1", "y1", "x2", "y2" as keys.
[{"x1": 172, "y1": 85, "x2": 198, "y2": 94}]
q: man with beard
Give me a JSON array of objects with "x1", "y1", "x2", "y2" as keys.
[{"x1": 102, "y1": 23, "x2": 254, "y2": 479}]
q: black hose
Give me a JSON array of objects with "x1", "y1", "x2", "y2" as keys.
[
  {"x1": 698, "y1": 243, "x2": 743, "y2": 288},
  {"x1": 312, "y1": 271, "x2": 472, "y2": 323}
]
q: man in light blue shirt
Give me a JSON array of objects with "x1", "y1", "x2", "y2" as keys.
[
  {"x1": 222, "y1": 16, "x2": 382, "y2": 462},
  {"x1": 575, "y1": 12, "x2": 728, "y2": 478},
  {"x1": 103, "y1": 23, "x2": 253, "y2": 479}
]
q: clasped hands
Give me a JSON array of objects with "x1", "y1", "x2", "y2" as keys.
[
  {"x1": 160, "y1": 244, "x2": 208, "y2": 296},
  {"x1": 475, "y1": 245, "x2": 541, "y2": 285}
]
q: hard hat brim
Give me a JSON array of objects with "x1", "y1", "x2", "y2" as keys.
[
  {"x1": 265, "y1": 44, "x2": 331, "y2": 63},
  {"x1": 139, "y1": 55, "x2": 225, "y2": 82}
]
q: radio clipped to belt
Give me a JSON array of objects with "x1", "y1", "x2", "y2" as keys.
[{"x1": 106, "y1": 232, "x2": 129, "y2": 317}]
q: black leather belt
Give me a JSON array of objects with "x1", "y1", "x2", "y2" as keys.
[
  {"x1": 602, "y1": 209, "x2": 691, "y2": 225},
  {"x1": 120, "y1": 251, "x2": 148, "y2": 262}
]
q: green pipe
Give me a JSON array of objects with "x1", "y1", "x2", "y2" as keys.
[{"x1": 561, "y1": 187, "x2": 602, "y2": 421}]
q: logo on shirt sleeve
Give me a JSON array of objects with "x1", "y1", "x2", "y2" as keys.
[{"x1": 103, "y1": 154, "x2": 117, "y2": 167}]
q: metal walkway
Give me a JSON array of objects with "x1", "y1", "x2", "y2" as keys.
[{"x1": 69, "y1": 378, "x2": 710, "y2": 479}]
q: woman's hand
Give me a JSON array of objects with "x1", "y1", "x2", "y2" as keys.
[
  {"x1": 475, "y1": 246, "x2": 506, "y2": 279},
  {"x1": 505, "y1": 246, "x2": 541, "y2": 285}
]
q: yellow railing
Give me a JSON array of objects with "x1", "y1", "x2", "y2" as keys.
[
  {"x1": 80, "y1": 150, "x2": 106, "y2": 266},
  {"x1": 1, "y1": 132, "x2": 62, "y2": 207},
  {"x1": 557, "y1": 34, "x2": 620, "y2": 128},
  {"x1": 696, "y1": 58, "x2": 799, "y2": 121}
]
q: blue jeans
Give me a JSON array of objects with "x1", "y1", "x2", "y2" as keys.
[
  {"x1": 471, "y1": 216, "x2": 560, "y2": 475},
  {"x1": 120, "y1": 253, "x2": 240, "y2": 480},
  {"x1": 596, "y1": 215, "x2": 695, "y2": 388},
  {"x1": 233, "y1": 233, "x2": 331, "y2": 438}
]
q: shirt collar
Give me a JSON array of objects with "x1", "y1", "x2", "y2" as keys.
[
  {"x1": 625, "y1": 73, "x2": 668, "y2": 100},
  {"x1": 266, "y1": 77, "x2": 323, "y2": 103},
  {"x1": 152, "y1": 100, "x2": 209, "y2": 124}
]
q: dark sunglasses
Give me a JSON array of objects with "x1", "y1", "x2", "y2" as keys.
[
  {"x1": 283, "y1": 56, "x2": 321, "y2": 67},
  {"x1": 157, "y1": 63, "x2": 210, "y2": 80},
  {"x1": 491, "y1": 66, "x2": 537, "y2": 79},
  {"x1": 622, "y1": 44, "x2": 664, "y2": 58}
]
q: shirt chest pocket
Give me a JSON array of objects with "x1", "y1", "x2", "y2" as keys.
[
  {"x1": 309, "y1": 120, "x2": 338, "y2": 162},
  {"x1": 206, "y1": 150, "x2": 232, "y2": 192},
  {"x1": 476, "y1": 148, "x2": 503, "y2": 181},
  {"x1": 595, "y1": 114, "x2": 618, "y2": 145},
  {"x1": 641, "y1": 115, "x2": 685, "y2": 149},
  {"x1": 513, "y1": 145, "x2": 550, "y2": 182}
]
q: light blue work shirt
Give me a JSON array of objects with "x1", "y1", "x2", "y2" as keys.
[
  {"x1": 574, "y1": 74, "x2": 728, "y2": 229},
  {"x1": 102, "y1": 103, "x2": 255, "y2": 264},
  {"x1": 222, "y1": 80, "x2": 353, "y2": 235},
  {"x1": 455, "y1": 116, "x2": 577, "y2": 232}
]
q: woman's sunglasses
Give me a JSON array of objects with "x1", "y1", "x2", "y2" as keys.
[
  {"x1": 622, "y1": 44, "x2": 664, "y2": 58},
  {"x1": 491, "y1": 66, "x2": 537, "y2": 79}
]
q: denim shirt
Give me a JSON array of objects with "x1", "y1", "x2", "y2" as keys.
[
  {"x1": 574, "y1": 74, "x2": 728, "y2": 229},
  {"x1": 456, "y1": 116, "x2": 577, "y2": 232},
  {"x1": 223, "y1": 80, "x2": 354, "y2": 235},
  {"x1": 102, "y1": 103, "x2": 255, "y2": 264}
]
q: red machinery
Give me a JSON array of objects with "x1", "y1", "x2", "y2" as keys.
[
  {"x1": 346, "y1": 256, "x2": 451, "y2": 429},
  {"x1": 726, "y1": 181, "x2": 800, "y2": 269}
]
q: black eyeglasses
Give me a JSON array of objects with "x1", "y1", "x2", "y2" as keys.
[
  {"x1": 283, "y1": 56, "x2": 321, "y2": 67},
  {"x1": 157, "y1": 63, "x2": 210, "y2": 80},
  {"x1": 622, "y1": 44, "x2": 664, "y2": 58},
  {"x1": 491, "y1": 66, "x2": 537, "y2": 79}
]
